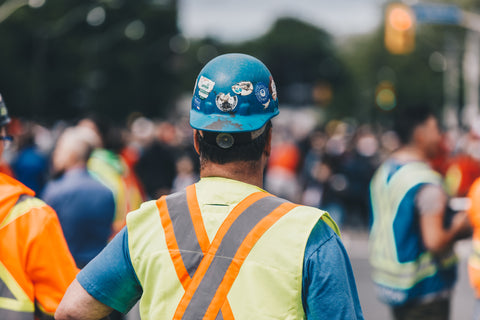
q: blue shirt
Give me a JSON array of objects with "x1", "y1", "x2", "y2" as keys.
[
  {"x1": 12, "y1": 145, "x2": 48, "y2": 194},
  {"x1": 42, "y1": 168, "x2": 116, "y2": 268},
  {"x1": 78, "y1": 220, "x2": 364, "y2": 319}
]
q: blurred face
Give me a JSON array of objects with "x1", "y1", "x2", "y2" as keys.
[
  {"x1": 52, "y1": 134, "x2": 76, "y2": 174},
  {"x1": 416, "y1": 116, "x2": 442, "y2": 159}
]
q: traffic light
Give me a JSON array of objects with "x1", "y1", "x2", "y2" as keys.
[
  {"x1": 385, "y1": 3, "x2": 416, "y2": 54},
  {"x1": 375, "y1": 81, "x2": 396, "y2": 111}
]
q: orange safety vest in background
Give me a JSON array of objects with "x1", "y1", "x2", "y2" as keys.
[
  {"x1": 467, "y1": 177, "x2": 480, "y2": 297},
  {"x1": 0, "y1": 173, "x2": 78, "y2": 319}
]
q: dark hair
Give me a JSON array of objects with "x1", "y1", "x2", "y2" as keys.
[
  {"x1": 80, "y1": 114, "x2": 124, "y2": 153},
  {"x1": 393, "y1": 106, "x2": 436, "y2": 144},
  {"x1": 196, "y1": 122, "x2": 271, "y2": 164}
]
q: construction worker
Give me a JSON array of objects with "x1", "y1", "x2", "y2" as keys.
[
  {"x1": 55, "y1": 53, "x2": 364, "y2": 319},
  {"x1": 369, "y1": 106, "x2": 471, "y2": 320},
  {"x1": 0, "y1": 94, "x2": 78, "y2": 319},
  {"x1": 466, "y1": 175, "x2": 480, "y2": 320}
]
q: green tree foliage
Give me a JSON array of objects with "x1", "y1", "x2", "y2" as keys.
[
  {"x1": 340, "y1": 14, "x2": 465, "y2": 126},
  {"x1": 0, "y1": 0, "x2": 179, "y2": 122},
  {"x1": 226, "y1": 18, "x2": 355, "y2": 120}
]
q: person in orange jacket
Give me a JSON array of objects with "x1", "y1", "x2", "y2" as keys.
[
  {"x1": 0, "y1": 94, "x2": 78, "y2": 319},
  {"x1": 467, "y1": 176, "x2": 480, "y2": 320}
]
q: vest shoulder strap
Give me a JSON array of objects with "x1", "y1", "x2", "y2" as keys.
[
  {"x1": 158, "y1": 185, "x2": 298, "y2": 320},
  {"x1": 0, "y1": 195, "x2": 46, "y2": 229}
]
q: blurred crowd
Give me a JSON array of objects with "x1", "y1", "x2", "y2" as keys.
[{"x1": 4, "y1": 108, "x2": 480, "y2": 236}]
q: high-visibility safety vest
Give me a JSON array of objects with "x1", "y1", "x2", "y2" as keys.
[
  {"x1": 467, "y1": 177, "x2": 480, "y2": 297},
  {"x1": 0, "y1": 173, "x2": 78, "y2": 319},
  {"x1": 88, "y1": 148, "x2": 145, "y2": 237},
  {"x1": 128, "y1": 182, "x2": 332, "y2": 319},
  {"x1": 369, "y1": 161, "x2": 457, "y2": 305}
]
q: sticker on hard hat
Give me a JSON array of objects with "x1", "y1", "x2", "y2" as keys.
[
  {"x1": 232, "y1": 81, "x2": 253, "y2": 96},
  {"x1": 216, "y1": 93, "x2": 238, "y2": 112},
  {"x1": 193, "y1": 96, "x2": 201, "y2": 110},
  {"x1": 255, "y1": 83, "x2": 270, "y2": 105},
  {"x1": 197, "y1": 76, "x2": 215, "y2": 99},
  {"x1": 269, "y1": 76, "x2": 277, "y2": 101}
]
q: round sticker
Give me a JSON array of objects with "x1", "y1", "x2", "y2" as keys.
[
  {"x1": 215, "y1": 93, "x2": 238, "y2": 112},
  {"x1": 255, "y1": 83, "x2": 270, "y2": 104}
]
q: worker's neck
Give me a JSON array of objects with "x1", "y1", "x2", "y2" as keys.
[
  {"x1": 392, "y1": 144, "x2": 428, "y2": 162},
  {"x1": 200, "y1": 161, "x2": 265, "y2": 188}
]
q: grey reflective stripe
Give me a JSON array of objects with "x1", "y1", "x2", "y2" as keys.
[
  {"x1": 16, "y1": 194, "x2": 32, "y2": 205},
  {"x1": 182, "y1": 196, "x2": 287, "y2": 320},
  {"x1": 0, "y1": 276, "x2": 15, "y2": 299},
  {"x1": 0, "y1": 309, "x2": 33, "y2": 320},
  {"x1": 166, "y1": 190, "x2": 225, "y2": 320},
  {"x1": 166, "y1": 190, "x2": 204, "y2": 278}
]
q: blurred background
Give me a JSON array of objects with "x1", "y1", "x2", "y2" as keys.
[
  {"x1": 1, "y1": 0, "x2": 473, "y2": 125},
  {"x1": 2, "y1": 0, "x2": 480, "y2": 319}
]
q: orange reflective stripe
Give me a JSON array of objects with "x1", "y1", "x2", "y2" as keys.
[
  {"x1": 220, "y1": 300, "x2": 234, "y2": 320},
  {"x1": 205, "y1": 202, "x2": 298, "y2": 319},
  {"x1": 173, "y1": 191, "x2": 269, "y2": 319},
  {"x1": 207, "y1": 192, "x2": 270, "y2": 254},
  {"x1": 157, "y1": 196, "x2": 192, "y2": 287},
  {"x1": 186, "y1": 184, "x2": 210, "y2": 252}
]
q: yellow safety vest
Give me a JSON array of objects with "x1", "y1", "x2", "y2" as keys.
[
  {"x1": 369, "y1": 161, "x2": 457, "y2": 298},
  {"x1": 128, "y1": 180, "x2": 333, "y2": 319}
]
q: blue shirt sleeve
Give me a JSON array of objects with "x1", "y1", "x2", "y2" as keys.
[
  {"x1": 302, "y1": 219, "x2": 364, "y2": 320},
  {"x1": 77, "y1": 227, "x2": 142, "y2": 313}
]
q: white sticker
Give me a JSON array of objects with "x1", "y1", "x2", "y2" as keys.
[
  {"x1": 232, "y1": 81, "x2": 253, "y2": 96},
  {"x1": 198, "y1": 76, "x2": 215, "y2": 99},
  {"x1": 216, "y1": 93, "x2": 238, "y2": 112},
  {"x1": 263, "y1": 99, "x2": 270, "y2": 109},
  {"x1": 269, "y1": 76, "x2": 277, "y2": 101}
]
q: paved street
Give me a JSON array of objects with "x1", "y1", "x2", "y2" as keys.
[
  {"x1": 126, "y1": 229, "x2": 476, "y2": 320},
  {"x1": 343, "y1": 230, "x2": 475, "y2": 320}
]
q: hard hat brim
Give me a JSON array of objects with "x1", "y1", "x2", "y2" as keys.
[{"x1": 190, "y1": 108, "x2": 278, "y2": 133}]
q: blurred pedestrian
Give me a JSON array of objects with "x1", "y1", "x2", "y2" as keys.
[
  {"x1": 55, "y1": 53, "x2": 363, "y2": 319},
  {"x1": 369, "y1": 106, "x2": 471, "y2": 320},
  {"x1": 42, "y1": 126, "x2": 116, "y2": 268},
  {"x1": 79, "y1": 116, "x2": 145, "y2": 237},
  {"x1": 171, "y1": 154, "x2": 199, "y2": 192},
  {"x1": 134, "y1": 120, "x2": 177, "y2": 199},
  {"x1": 0, "y1": 94, "x2": 78, "y2": 318},
  {"x1": 265, "y1": 137, "x2": 302, "y2": 202},
  {"x1": 11, "y1": 120, "x2": 49, "y2": 194}
]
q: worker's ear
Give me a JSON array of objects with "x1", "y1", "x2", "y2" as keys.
[{"x1": 193, "y1": 129, "x2": 200, "y2": 155}]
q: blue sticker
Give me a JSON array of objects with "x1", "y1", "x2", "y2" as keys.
[
  {"x1": 193, "y1": 96, "x2": 202, "y2": 110},
  {"x1": 255, "y1": 82, "x2": 269, "y2": 104}
]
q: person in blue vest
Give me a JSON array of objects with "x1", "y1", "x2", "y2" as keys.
[
  {"x1": 369, "y1": 105, "x2": 471, "y2": 320},
  {"x1": 55, "y1": 53, "x2": 364, "y2": 320}
]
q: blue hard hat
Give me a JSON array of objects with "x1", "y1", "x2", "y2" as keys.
[{"x1": 190, "y1": 53, "x2": 279, "y2": 133}]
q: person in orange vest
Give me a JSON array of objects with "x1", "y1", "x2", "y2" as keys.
[
  {"x1": 55, "y1": 54, "x2": 364, "y2": 319},
  {"x1": 466, "y1": 177, "x2": 480, "y2": 320},
  {"x1": 0, "y1": 94, "x2": 78, "y2": 319}
]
